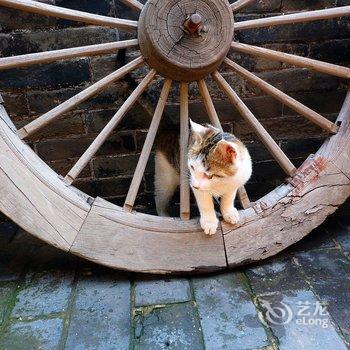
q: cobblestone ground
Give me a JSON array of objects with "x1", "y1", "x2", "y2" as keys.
[{"x1": 0, "y1": 201, "x2": 349, "y2": 350}]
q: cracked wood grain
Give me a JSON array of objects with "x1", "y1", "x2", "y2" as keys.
[{"x1": 138, "y1": 0, "x2": 234, "y2": 81}]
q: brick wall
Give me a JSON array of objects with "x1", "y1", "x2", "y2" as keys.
[{"x1": 0, "y1": 0, "x2": 349, "y2": 215}]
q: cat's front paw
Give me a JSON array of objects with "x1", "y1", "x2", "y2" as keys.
[
  {"x1": 222, "y1": 207, "x2": 240, "y2": 225},
  {"x1": 200, "y1": 217, "x2": 219, "y2": 236}
]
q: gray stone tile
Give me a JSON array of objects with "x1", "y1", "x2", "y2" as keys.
[
  {"x1": 65, "y1": 272, "x2": 131, "y2": 350},
  {"x1": 259, "y1": 290, "x2": 347, "y2": 350},
  {"x1": 0, "y1": 282, "x2": 16, "y2": 326},
  {"x1": 11, "y1": 269, "x2": 74, "y2": 318},
  {"x1": 0, "y1": 317, "x2": 63, "y2": 350},
  {"x1": 135, "y1": 278, "x2": 191, "y2": 306},
  {"x1": 135, "y1": 303, "x2": 203, "y2": 350},
  {"x1": 247, "y1": 256, "x2": 308, "y2": 295},
  {"x1": 192, "y1": 273, "x2": 268, "y2": 350},
  {"x1": 296, "y1": 249, "x2": 350, "y2": 342}
]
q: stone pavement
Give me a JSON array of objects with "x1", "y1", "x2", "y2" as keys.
[{"x1": 0, "y1": 201, "x2": 349, "y2": 350}]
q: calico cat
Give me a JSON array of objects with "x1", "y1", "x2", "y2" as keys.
[{"x1": 155, "y1": 120, "x2": 252, "y2": 235}]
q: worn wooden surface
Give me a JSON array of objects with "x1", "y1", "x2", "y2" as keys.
[
  {"x1": 17, "y1": 57, "x2": 144, "y2": 139},
  {"x1": 180, "y1": 82, "x2": 191, "y2": 220},
  {"x1": 231, "y1": 0, "x2": 255, "y2": 12},
  {"x1": 0, "y1": 88, "x2": 349, "y2": 272},
  {"x1": 212, "y1": 70, "x2": 297, "y2": 176},
  {"x1": 71, "y1": 197, "x2": 227, "y2": 273},
  {"x1": 223, "y1": 89, "x2": 350, "y2": 265},
  {"x1": 120, "y1": 0, "x2": 143, "y2": 12},
  {"x1": 138, "y1": 0, "x2": 234, "y2": 81},
  {"x1": 231, "y1": 42, "x2": 350, "y2": 80},
  {"x1": 318, "y1": 89, "x2": 350, "y2": 179},
  {"x1": 0, "y1": 39, "x2": 139, "y2": 71},
  {"x1": 224, "y1": 58, "x2": 339, "y2": 134},
  {"x1": 0, "y1": 109, "x2": 90, "y2": 251},
  {"x1": 0, "y1": 0, "x2": 349, "y2": 273},
  {"x1": 65, "y1": 69, "x2": 156, "y2": 184},
  {"x1": 0, "y1": 0, "x2": 138, "y2": 30},
  {"x1": 124, "y1": 79, "x2": 172, "y2": 212},
  {"x1": 235, "y1": 6, "x2": 350, "y2": 31},
  {"x1": 223, "y1": 158, "x2": 350, "y2": 266}
]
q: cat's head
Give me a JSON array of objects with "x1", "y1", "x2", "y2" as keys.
[{"x1": 188, "y1": 120, "x2": 246, "y2": 192}]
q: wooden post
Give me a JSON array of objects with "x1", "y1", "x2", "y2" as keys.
[
  {"x1": 213, "y1": 71, "x2": 297, "y2": 177},
  {"x1": 65, "y1": 69, "x2": 157, "y2": 184},
  {"x1": 231, "y1": 42, "x2": 350, "y2": 80},
  {"x1": 0, "y1": 0, "x2": 138, "y2": 30},
  {"x1": 224, "y1": 58, "x2": 339, "y2": 134},
  {"x1": 235, "y1": 6, "x2": 350, "y2": 30},
  {"x1": 197, "y1": 79, "x2": 251, "y2": 209},
  {"x1": 231, "y1": 0, "x2": 255, "y2": 12},
  {"x1": 17, "y1": 57, "x2": 144, "y2": 139},
  {"x1": 197, "y1": 79, "x2": 222, "y2": 130},
  {"x1": 180, "y1": 83, "x2": 190, "y2": 220},
  {"x1": 124, "y1": 79, "x2": 172, "y2": 212},
  {"x1": 0, "y1": 39, "x2": 139, "y2": 71},
  {"x1": 120, "y1": 0, "x2": 143, "y2": 12},
  {"x1": 237, "y1": 187, "x2": 251, "y2": 209}
]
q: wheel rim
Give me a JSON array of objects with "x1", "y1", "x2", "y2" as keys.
[{"x1": 0, "y1": 0, "x2": 349, "y2": 273}]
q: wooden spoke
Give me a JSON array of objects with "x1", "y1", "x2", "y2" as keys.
[
  {"x1": 197, "y1": 79, "x2": 222, "y2": 130},
  {"x1": 120, "y1": 0, "x2": 143, "y2": 12},
  {"x1": 124, "y1": 79, "x2": 172, "y2": 213},
  {"x1": 0, "y1": 39, "x2": 139, "y2": 71},
  {"x1": 65, "y1": 69, "x2": 157, "y2": 184},
  {"x1": 231, "y1": 0, "x2": 255, "y2": 12},
  {"x1": 180, "y1": 82, "x2": 190, "y2": 220},
  {"x1": 197, "y1": 79, "x2": 251, "y2": 209},
  {"x1": 231, "y1": 42, "x2": 350, "y2": 80},
  {"x1": 0, "y1": 0, "x2": 138, "y2": 30},
  {"x1": 224, "y1": 58, "x2": 339, "y2": 134},
  {"x1": 17, "y1": 56, "x2": 144, "y2": 139},
  {"x1": 235, "y1": 6, "x2": 350, "y2": 31},
  {"x1": 212, "y1": 71, "x2": 297, "y2": 177},
  {"x1": 237, "y1": 187, "x2": 251, "y2": 209}
]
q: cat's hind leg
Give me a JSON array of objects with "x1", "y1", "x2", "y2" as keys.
[{"x1": 154, "y1": 151, "x2": 179, "y2": 216}]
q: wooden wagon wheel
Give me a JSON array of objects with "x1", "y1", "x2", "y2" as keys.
[{"x1": 0, "y1": 0, "x2": 349, "y2": 273}]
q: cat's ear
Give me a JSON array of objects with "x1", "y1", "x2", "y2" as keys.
[
  {"x1": 189, "y1": 119, "x2": 209, "y2": 143},
  {"x1": 216, "y1": 140, "x2": 237, "y2": 163}
]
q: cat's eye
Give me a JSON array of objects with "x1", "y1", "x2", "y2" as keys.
[{"x1": 190, "y1": 165, "x2": 194, "y2": 170}]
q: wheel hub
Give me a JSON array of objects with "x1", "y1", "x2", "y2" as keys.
[{"x1": 138, "y1": 0, "x2": 234, "y2": 82}]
